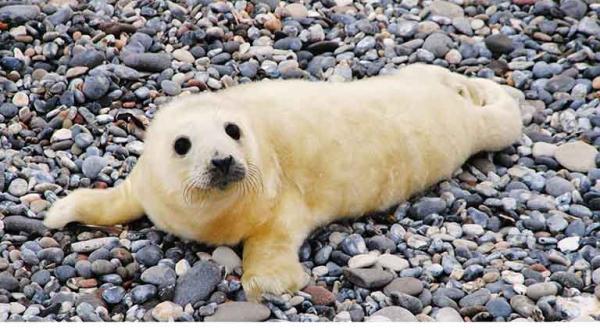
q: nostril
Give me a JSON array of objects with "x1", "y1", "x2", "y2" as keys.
[{"x1": 211, "y1": 155, "x2": 233, "y2": 173}]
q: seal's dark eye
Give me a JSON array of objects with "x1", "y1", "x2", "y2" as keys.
[
  {"x1": 174, "y1": 137, "x2": 191, "y2": 156},
  {"x1": 225, "y1": 123, "x2": 241, "y2": 141}
]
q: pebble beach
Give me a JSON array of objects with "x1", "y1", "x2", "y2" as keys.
[{"x1": 1, "y1": 0, "x2": 600, "y2": 322}]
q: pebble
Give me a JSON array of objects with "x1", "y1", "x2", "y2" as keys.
[
  {"x1": 135, "y1": 245, "x2": 163, "y2": 266},
  {"x1": 367, "y1": 235, "x2": 396, "y2": 252},
  {"x1": 12, "y1": 92, "x2": 29, "y2": 107},
  {"x1": 152, "y1": 301, "x2": 183, "y2": 321},
  {"x1": 0, "y1": 273, "x2": 19, "y2": 291},
  {"x1": 211, "y1": 246, "x2": 241, "y2": 274},
  {"x1": 205, "y1": 302, "x2": 271, "y2": 322},
  {"x1": 334, "y1": 311, "x2": 352, "y2": 322},
  {"x1": 368, "y1": 306, "x2": 417, "y2": 322},
  {"x1": 91, "y1": 260, "x2": 115, "y2": 275},
  {"x1": 579, "y1": 17, "x2": 600, "y2": 36},
  {"x1": 551, "y1": 272, "x2": 583, "y2": 289},
  {"x1": 485, "y1": 34, "x2": 513, "y2": 54},
  {"x1": 82, "y1": 156, "x2": 107, "y2": 179},
  {"x1": 348, "y1": 254, "x2": 377, "y2": 268},
  {"x1": 102, "y1": 286, "x2": 126, "y2": 304},
  {"x1": 434, "y1": 307, "x2": 463, "y2": 321},
  {"x1": 462, "y1": 224, "x2": 484, "y2": 236},
  {"x1": 51, "y1": 129, "x2": 73, "y2": 143},
  {"x1": 502, "y1": 271, "x2": 524, "y2": 285},
  {"x1": 160, "y1": 80, "x2": 181, "y2": 96},
  {"x1": 459, "y1": 289, "x2": 491, "y2": 308},
  {"x1": 486, "y1": 298, "x2": 512, "y2": 318},
  {"x1": 510, "y1": 295, "x2": 539, "y2": 319},
  {"x1": 555, "y1": 141, "x2": 598, "y2": 172},
  {"x1": 141, "y1": 266, "x2": 177, "y2": 288},
  {"x1": 82, "y1": 75, "x2": 110, "y2": 100},
  {"x1": 174, "y1": 261, "x2": 221, "y2": 306},
  {"x1": 70, "y1": 49, "x2": 104, "y2": 68},
  {"x1": 284, "y1": 3, "x2": 308, "y2": 19},
  {"x1": 172, "y1": 49, "x2": 195, "y2": 64},
  {"x1": 175, "y1": 259, "x2": 190, "y2": 276},
  {"x1": 55, "y1": 265, "x2": 77, "y2": 282},
  {"x1": 593, "y1": 77, "x2": 600, "y2": 90},
  {"x1": 423, "y1": 33, "x2": 453, "y2": 58},
  {"x1": 383, "y1": 277, "x2": 423, "y2": 296},
  {"x1": 76, "y1": 260, "x2": 93, "y2": 278},
  {"x1": 8, "y1": 178, "x2": 28, "y2": 197},
  {"x1": 355, "y1": 36, "x2": 376, "y2": 55},
  {"x1": 9, "y1": 303, "x2": 25, "y2": 315},
  {"x1": 31, "y1": 270, "x2": 51, "y2": 286},
  {"x1": 122, "y1": 53, "x2": 171, "y2": 72},
  {"x1": 0, "y1": 103, "x2": 18, "y2": 118},
  {"x1": 546, "y1": 76, "x2": 575, "y2": 93},
  {"x1": 0, "y1": 5, "x2": 41, "y2": 21},
  {"x1": 410, "y1": 197, "x2": 446, "y2": 219},
  {"x1": 430, "y1": 0, "x2": 464, "y2": 18},
  {"x1": 526, "y1": 282, "x2": 558, "y2": 300},
  {"x1": 547, "y1": 215, "x2": 568, "y2": 233},
  {"x1": 72, "y1": 238, "x2": 120, "y2": 253},
  {"x1": 376, "y1": 254, "x2": 409, "y2": 272},
  {"x1": 545, "y1": 176, "x2": 574, "y2": 197},
  {"x1": 303, "y1": 286, "x2": 336, "y2": 305},
  {"x1": 38, "y1": 247, "x2": 64, "y2": 264},
  {"x1": 343, "y1": 268, "x2": 394, "y2": 289},
  {"x1": 391, "y1": 292, "x2": 423, "y2": 314},
  {"x1": 558, "y1": 236, "x2": 580, "y2": 252},
  {"x1": 3, "y1": 216, "x2": 47, "y2": 236},
  {"x1": 131, "y1": 284, "x2": 157, "y2": 304},
  {"x1": 341, "y1": 234, "x2": 368, "y2": 256}
]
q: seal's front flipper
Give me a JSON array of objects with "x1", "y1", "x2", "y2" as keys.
[
  {"x1": 43, "y1": 178, "x2": 144, "y2": 229},
  {"x1": 241, "y1": 226, "x2": 309, "y2": 301}
]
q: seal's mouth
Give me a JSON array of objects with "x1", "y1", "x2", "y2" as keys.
[
  {"x1": 182, "y1": 159, "x2": 262, "y2": 204},
  {"x1": 205, "y1": 155, "x2": 246, "y2": 190},
  {"x1": 208, "y1": 164, "x2": 246, "y2": 190}
]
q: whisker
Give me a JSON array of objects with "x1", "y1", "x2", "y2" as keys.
[
  {"x1": 181, "y1": 173, "x2": 210, "y2": 205},
  {"x1": 182, "y1": 176, "x2": 195, "y2": 205},
  {"x1": 247, "y1": 162, "x2": 264, "y2": 193},
  {"x1": 181, "y1": 162, "x2": 264, "y2": 205}
]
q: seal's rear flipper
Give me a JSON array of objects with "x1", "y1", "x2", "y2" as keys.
[
  {"x1": 393, "y1": 64, "x2": 523, "y2": 153},
  {"x1": 469, "y1": 77, "x2": 524, "y2": 152}
]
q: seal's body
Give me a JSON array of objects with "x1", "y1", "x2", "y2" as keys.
[{"x1": 44, "y1": 64, "x2": 522, "y2": 298}]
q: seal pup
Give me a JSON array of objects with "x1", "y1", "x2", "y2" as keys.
[{"x1": 44, "y1": 64, "x2": 523, "y2": 299}]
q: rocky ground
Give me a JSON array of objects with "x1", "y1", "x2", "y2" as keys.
[{"x1": 1, "y1": 0, "x2": 600, "y2": 322}]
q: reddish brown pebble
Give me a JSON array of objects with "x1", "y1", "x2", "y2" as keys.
[
  {"x1": 226, "y1": 274, "x2": 240, "y2": 282},
  {"x1": 264, "y1": 17, "x2": 282, "y2": 32},
  {"x1": 93, "y1": 182, "x2": 109, "y2": 189},
  {"x1": 186, "y1": 79, "x2": 208, "y2": 90},
  {"x1": 303, "y1": 285, "x2": 336, "y2": 305},
  {"x1": 77, "y1": 278, "x2": 98, "y2": 288},
  {"x1": 530, "y1": 264, "x2": 548, "y2": 272}
]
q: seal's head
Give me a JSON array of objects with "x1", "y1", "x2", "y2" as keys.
[
  {"x1": 144, "y1": 96, "x2": 264, "y2": 204},
  {"x1": 173, "y1": 121, "x2": 246, "y2": 189}
]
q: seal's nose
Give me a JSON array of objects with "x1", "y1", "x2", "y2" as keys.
[{"x1": 211, "y1": 155, "x2": 233, "y2": 174}]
